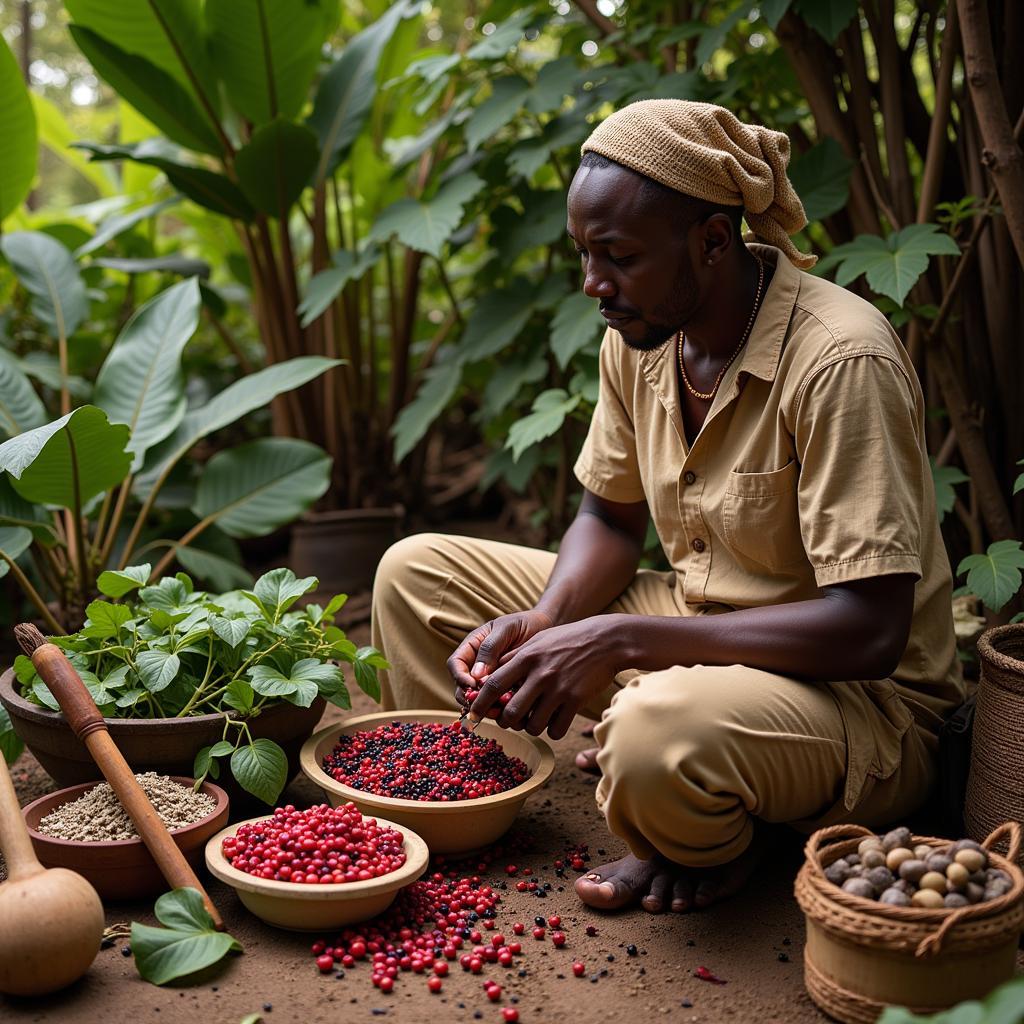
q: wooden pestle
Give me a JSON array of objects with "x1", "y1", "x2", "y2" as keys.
[{"x1": 15, "y1": 622, "x2": 224, "y2": 929}]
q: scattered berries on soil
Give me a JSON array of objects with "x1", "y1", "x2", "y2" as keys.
[
  {"x1": 427, "y1": 975, "x2": 442, "y2": 993},
  {"x1": 573, "y1": 962, "x2": 586, "y2": 977},
  {"x1": 321, "y1": 721, "x2": 529, "y2": 800}
]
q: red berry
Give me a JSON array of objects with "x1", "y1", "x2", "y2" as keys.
[
  {"x1": 502, "y1": 1010, "x2": 519, "y2": 1022},
  {"x1": 491, "y1": 934, "x2": 505, "y2": 948},
  {"x1": 547, "y1": 916, "x2": 561, "y2": 928},
  {"x1": 487, "y1": 985, "x2": 502, "y2": 1001},
  {"x1": 551, "y1": 931, "x2": 566, "y2": 947},
  {"x1": 427, "y1": 976, "x2": 442, "y2": 993},
  {"x1": 532, "y1": 927, "x2": 545, "y2": 940},
  {"x1": 433, "y1": 960, "x2": 448, "y2": 977},
  {"x1": 379, "y1": 976, "x2": 394, "y2": 993},
  {"x1": 316, "y1": 954, "x2": 334, "y2": 972},
  {"x1": 508, "y1": 941, "x2": 521, "y2": 955},
  {"x1": 512, "y1": 922, "x2": 525, "y2": 935},
  {"x1": 572, "y1": 961, "x2": 586, "y2": 976}
]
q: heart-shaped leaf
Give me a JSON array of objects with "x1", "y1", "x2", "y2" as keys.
[
  {"x1": 137, "y1": 650, "x2": 181, "y2": 693},
  {"x1": 97, "y1": 564, "x2": 152, "y2": 598},
  {"x1": 230, "y1": 738, "x2": 288, "y2": 804}
]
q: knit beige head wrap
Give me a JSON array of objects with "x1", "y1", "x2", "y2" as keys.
[{"x1": 581, "y1": 99, "x2": 816, "y2": 269}]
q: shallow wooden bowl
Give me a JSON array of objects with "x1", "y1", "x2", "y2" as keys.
[
  {"x1": 299, "y1": 711, "x2": 556, "y2": 854},
  {"x1": 22, "y1": 777, "x2": 229, "y2": 900},
  {"x1": 205, "y1": 814, "x2": 430, "y2": 931}
]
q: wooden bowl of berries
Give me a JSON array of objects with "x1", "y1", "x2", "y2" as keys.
[
  {"x1": 299, "y1": 711, "x2": 556, "y2": 855},
  {"x1": 204, "y1": 802, "x2": 430, "y2": 931}
]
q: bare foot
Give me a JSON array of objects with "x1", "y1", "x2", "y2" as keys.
[
  {"x1": 574, "y1": 844, "x2": 763, "y2": 913},
  {"x1": 574, "y1": 747, "x2": 601, "y2": 774}
]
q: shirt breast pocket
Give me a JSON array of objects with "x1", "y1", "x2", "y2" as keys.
[{"x1": 722, "y1": 460, "x2": 807, "y2": 571}]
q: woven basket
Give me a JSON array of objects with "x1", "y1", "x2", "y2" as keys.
[
  {"x1": 795, "y1": 821, "x2": 1024, "y2": 1024},
  {"x1": 965, "y1": 624, "x2": 1024, "y2": 863}
]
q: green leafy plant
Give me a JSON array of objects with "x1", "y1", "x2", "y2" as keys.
[
  {"x1": 876, "y1": 974, "x2": 1024, "y2": 1023},
  {"x1": 0, "y1": 263, "x2": 338, "y2": 631},
  {"x1": 957, "y1": 541, "x2": 1024, "y2": 618},
  {"x1": 4, "y1": 567, "x2": 385, "y2": 801},
  {"x1": 130, "y1": 887, "x2": 241, "y2": 986}
]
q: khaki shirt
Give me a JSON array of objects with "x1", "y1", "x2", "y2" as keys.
[{"x1": 574, "y1": 243, "x2": 964, "y2": 809}]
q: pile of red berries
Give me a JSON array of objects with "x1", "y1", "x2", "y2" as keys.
[
  {"x1": 462, "y1": 687, "x2": 515, "y2": 716},
  {"x1": 321, "y1": 720, "x2": 531, "y2": 801},
  {"x1": 221, "y1": 803, "x2": 406, "y2": 884}
]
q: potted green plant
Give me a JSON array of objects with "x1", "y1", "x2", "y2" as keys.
[
  {"x1": 0, "y1": 566, "x2": 385, "y2": 808},
  {"x1": 0, "y1": 261, "x2": 338, "y2": 633}
]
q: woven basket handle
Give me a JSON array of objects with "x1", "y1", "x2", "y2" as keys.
[
  {"x1": 981, "y1": 820, "x2": 1022, "y2": 864},
  {"x1": 803, "y1": 823, "x2": 875, "y2": 881}
]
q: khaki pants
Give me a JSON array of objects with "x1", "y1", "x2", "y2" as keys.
[{"x1": 370, "y1": 533, "x2": 937, "y2": 867}]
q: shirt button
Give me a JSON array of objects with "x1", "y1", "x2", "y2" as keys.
[
  {"x1": 684, "y1": 471, "x2": 696, "y2": 485},
  {"x1": 691, "y1": 538, "x2": 705, "y2": 553}
]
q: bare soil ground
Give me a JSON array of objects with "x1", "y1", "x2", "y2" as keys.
[{"x1": 2, "y1": 627, "x2": 829, "y2": 1024}]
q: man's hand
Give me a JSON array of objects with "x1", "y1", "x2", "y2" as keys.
[
  {"x1": 467, "y1": 615, "x2": 624, "y2": 740},
  {"x1": 448, "y1": 609, "x2": 554, "y2": 706}
]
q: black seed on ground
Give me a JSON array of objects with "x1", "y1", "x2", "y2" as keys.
[
  {"x1": 590, "y1": 976, "x2": 599, "y2": 983},
  {"x1": 535, "y1": 916, "x2": 546, "y2": 926},
  {"x1": 600, "y1": 969, "x2": 608, "y2": 977},
  {"x1": 510, "y1": 997, "x2": 519, "y2": 1004},
  {"x1": 121, "y1": 946, "x2": 132, "y2": 957},
  {"x1": 639, "y1": 968, "x2": 646, "y2": 975},
  {"x1": 518, "y1": 970, "x2": 528, "y2": 977},
  {"x1": 607, "y1": 955, "x2": 615, "y2": 962},
  {"x1": 335, "y1": 971, "x2": 345, "y2": 979},
  {"x1": 101, "y1": 938, "x2": 114, "y2": 950},
  {"x1": 474, "y1": 1013, "x2": 483, "y2": 1020},
  {"x1": 681, "y1": 1000, "x2": 693, "y2": 1008},
  {"x1": 626, "y1": 944, "x2": 638, "y2": 956},
  {"x1": 263, "y1": 1003, "x2": 272, "y2": 1012},
  {"x1": 778, "y1": 953, "x2": 790, "y2": 962},
  {"x1": 597, "y1": 849, "x2": 606, "y2": 855},
  {"x1": 783, "y1": 937, "x2": 791, "y2": 946},
  {"x1": 686, "y1": 939, "x2": 696, "y2": 947}
]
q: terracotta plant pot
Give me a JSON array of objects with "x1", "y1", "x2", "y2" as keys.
[
  {"x1": 0, "y1": 669, "x2": 324, "y2": 815},
  {"x1": 22, "y1": 777, "x2": 229, "y2": 900},
  {"x1": 288, "y1": 506, "x2": 403, "y2": 595}
]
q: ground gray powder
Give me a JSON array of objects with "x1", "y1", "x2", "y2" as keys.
[{"x1": 37, "y1": 772, "x2": 216, "y2": 841}]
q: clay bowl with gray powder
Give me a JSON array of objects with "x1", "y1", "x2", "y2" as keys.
[{"x1": 21, "y1": 774, "x2": 229, "y2": 900}]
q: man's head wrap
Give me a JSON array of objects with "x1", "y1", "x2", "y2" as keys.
[{"x1": 580, "y1": 99, "x2": 817, "y2": 269}]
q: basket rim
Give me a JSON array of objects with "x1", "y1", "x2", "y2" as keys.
[
  {"x1": 977, "y1": 622, "x2": 1024, "y2": 674},
  {"x1": 806, "y1": 826, "x2": 1024, "y2": 925}
]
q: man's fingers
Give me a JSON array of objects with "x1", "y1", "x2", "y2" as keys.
[
  {"x1": 448, "y1": 626, "x2": 491, "y2": 688},
  {"x1": 468, "y1": 659, "x2": 525, "y2": 722},
  {"x1": 547, "y1": 704, "x2": 576, "y2": 741}
]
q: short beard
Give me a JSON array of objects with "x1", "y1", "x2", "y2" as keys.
[{"x1": 619, "y1": 272, "x2": 700, "y2": 352}]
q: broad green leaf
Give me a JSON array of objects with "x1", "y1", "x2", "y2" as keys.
[
  {"x1": 68, "y1": 26, "x2": 221, "y2": 156},
  {"x1": 31, "y1": 92, "x2": 114, "y2": 197},
  {"x1": 0, "y1": 231, "x2": 87, "y2": 338},
  {"x1": 13, "y1": 654, "x2": 37, "y2": 687},
  {"x1": 930, "y1": 461, "x2": 969, "y2": 522},
  {"x1": 793, "y1": 0, "x2": 859, "y2": 43},
  {"x1": 788, "y1": 137, "x2": 854, "y2": 223},
  {"x1": 75, "y1": 140, "x2": 254, "y2": 220},
  {"x1": 298, "y1": 245, "x2": 380, "y2": 328},
  {"x1": 482, "y1": 353, "x2": 548, "y2": 419},
  {"x1": 210, "y1": 614, "x2": 250, "y2": 648},
  {"x1": 369, "y1": 172, "x2": 485, "y2": 258},
  {"x1": 0, "y1": 407, "x2": 132, "y2": 509},
  {"x1": 391, "y1": 361, "x2": 460, "y2": 463},
  {"x1": 209, "y1": 740, "x2": 234, "y2": 758},
  {"x1": 958, "y1": 540, "x2": 1024, "y2": 613},
  {"x1": 694, "y1": 6, "x2": 748, "y2": 65},
  {"x1": 506, "y1": 389, "x2": 582, "y2": 462},
  {"x1": 235, "y1": 119, "x2": 320, "y2": 217},
  {"x1": 0, "y1": 468, "x2": 56, "y2": 544},
  {"x1": 134, "y1": 356, "x2": 340, "y2": 497},
  {"x1": 467, "y1": 9, "x2": 533, "y2": 60},
  {"x1": 115, "y1": 688, "x2": 147, "y2": 708},
  {"x1": 140, "y1": 575, "x2": 191, "y2": 612},
  {"x1": 223, "y1": 678, "x2": 255, "y2": 714},
  {"x1": 308, "y1": 0, "x2": 418, "y2": 184},
  {"x1": 176, "y1": 545, "x2": 253, "y2": 593},
  {"x1": 94, "y1": 255, "x2": 210, "y2": 277},
  {"x1": 0, "y1": 349, "x2": 46, "y2": 439},
  {"x1": 192, "y1": 437, "x2": 332, "y2": 539},
  {"x1": 97, "y1": 564, "x2": 152, "y2": 597},
  {"x1": 248, "y1": 664, "x2": 300, "y2": 698},
  {"x1": 760, "y1": 0, "x2": 794, "y2": 29},
  {"x1": 75, "y1": 196, "x2": 180, "y2": 257},
  {"x1": 15, "y1": 351, "x2": 89, "y2": 401},
  {"x1": 0, "y1": 36, "x2": 37, "y2": 221},
  {"x1": 506, "y1": 114, "x2": 589, "y2": 180},
  {"x1": 353, "y1": 645, "x2": 386, "y2": 702},
  {"x1": 193, "y1": 745, "x2": 213, "y2": 780},
  {"x1": 94, "y1": 278, "x2": 201, "y2": 468},
  {"x1": 83, "y1": 600, "x2": 132, "y2": 639},
  {"x1": 0, "y1": 705, "x2": 25, "y2": 764},
  {"x1": 137, "y1": 650, "x2": 181, "y2": 693},
  {"x1": 458, "y1": 285, "x2": 534, "y2": 362},
  {"x1": 207, "y1": 0, "x2": 333, "y2": 125},
  {"x1": 492, "y1": 189, "x2": 565, "y2": 264},
  {"x1": 230, "y1": 738, "x2": 288, "y2": 804},
  {"x1": 526, "y1": 57, "x2": 578, "y2": 114},
  {"x1": 131, "y1": 888, "x2": 241, "y2": 985},
  {"x1": 0, "y1": 526, "x2": 32, "y2": 581},
  {"x1": 251, "y1": 567, "x2": 317, "y2": 619},
  {"x1": 465, "y1": 75, "x2": 530, "y2": 152},
  {"x1": 550, "y1": 292, "x2": 604, "y2": 370}
]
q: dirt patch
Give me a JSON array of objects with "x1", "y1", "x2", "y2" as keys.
[{"x1": 2, "y1": 626, "x2": 826, "y2": 1023}]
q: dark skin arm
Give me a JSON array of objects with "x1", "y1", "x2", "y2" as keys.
[{"x1": 456, "y1": 490, "x2": 916, "y2": 740}]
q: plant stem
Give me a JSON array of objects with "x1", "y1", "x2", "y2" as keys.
[
  {"x1": 149, "y1": 516, "x2": 216, "y2": 581},
  {"x1": 0, "y1": 552, "x2": 65, "y2": 634}
]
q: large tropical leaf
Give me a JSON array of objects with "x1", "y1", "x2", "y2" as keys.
[
  {"x1": 135, "y1": 357, "x2": 341, "y2": 496},
  {"x1": 0, "y1": 407, "x2": 132, "y2": 509},
  {"x1": 369, "y1": 172, "x2": 484, "y2": 259},
  {"x1": 465, "y1": 75, "x2": 530, "y2": 152},
  {"x1": 175, "y1": 527, "x2": 252, "y2": 592},
  {"x1": 93, "y1": 278, "x2": 202, "y2": 468},
  {"x1": 466, "y1": 9, "x2": 534, "y2": 60},
  {"x1": 0, "y1": 231, "x2": 88, "y2": 338},
  {"x1": 75, "y1": 140, "x2": 254, "y2": 220},
  {"x1": 75, "y1": 196, "x2": 181, "y2": 258},
  {"x1": 788, "y1": 137, "x2": 854, "y2": 224},
  {"x1": 793, "y1": 0, "x2": 859, "y2": 43},
  {"x1": 68, "y1": 25, "x2": 221, "y2": 156},
  {"x1": 298, "y1": 246, "x2": 379, "y2": 327},
  {"x1": 235, "y1": 118, "x2": 320, "y2": 217},
  {"x1": 0, "y1": 526, "x2": 32, "y2": 580},
  {"x1": 0, "y1": 36, "x2": 37, "y2": 222},
  {"x1": 192, "y1": 437, "x2": 332, "y2": 539},
  {"x1": 958, "y1": 541, "x2": 1024, "y2": 614},
  {"x1": 549, "y1": 292, "x2": 603, "y2": 370},
  {"x1": 0, "y1": 473, "x2": 54, "y2": 542},
  {"x1": 457, "y1": 285, "x2": 535, "y2": 362},
  {"x1": 391, "y1": 359, "x2": 460, "y2": 464},
  {"x1": 95, "y1": 255, "x2": 210, "y2": 277},
  {"x1": 31, "y1": 92, "x2": 112, "y2": 199},
  {"x1": 308, "y1": 0, "x2": 418, "y2": 185},
  {"x1": 0, "y1": 350, "x2": 47, "y2": 439},
  {"x1": 206, "y1": 0, "x2": 334, "y2": 125},
  {"x1": 506, "y1": 389, "x2": 581, "y2": 462}
]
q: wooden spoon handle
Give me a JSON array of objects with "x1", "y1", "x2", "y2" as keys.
[
  {"x1": 31, "y1": 642, "x2": 224, "y2": 930},
  {"x1": 0, "y1": 753, "x2": 42, "y2": 882}
]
